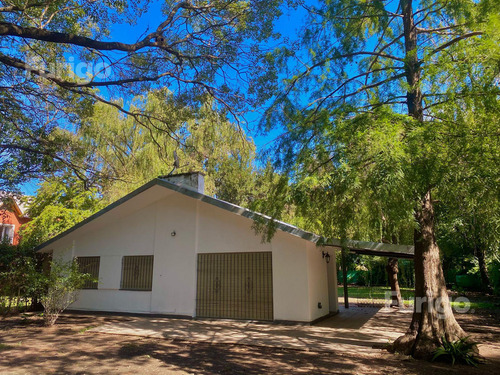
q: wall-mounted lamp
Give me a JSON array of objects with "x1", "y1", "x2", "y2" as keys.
[
  {"x1": 322, "y1": 251, "x2": 331, "y2": 263},
  {"x1": 171, "y1": 231, "x2": 176, "y2": 237}
]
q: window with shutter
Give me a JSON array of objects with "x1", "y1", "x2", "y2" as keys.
[
  {"x1": 120, "y1": 256, "x2": 154, "y2": 291},
  {"x1": 76, "y1": 256, "x2": 100, "y2": 289}
]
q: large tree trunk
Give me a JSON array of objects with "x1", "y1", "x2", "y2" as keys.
[
  {"x1": 393, "y1": 0, "x2": 467, "y2": 358},
  {"x1": 386, "y1": 257, "x2": 402, "y2": 307},
  {"x1": 392, "y1": 191, "x2": 466, "y2": 358}
]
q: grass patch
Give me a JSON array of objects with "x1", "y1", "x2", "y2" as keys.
[
  {"x1": 450, "y1": 300, "x2": 496, "y2": 311},
  {"x1": 338, "y1": 286, "x2": 498, "y2": 311},
  {"x1": 338, "y1": 286, "x2": 415, "y2": 300},
  {"x1": 78, "y1": 325, "x2": 98, "y2": 334}
]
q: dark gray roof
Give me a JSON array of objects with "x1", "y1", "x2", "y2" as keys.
[
  {"x1": 325, "y1": 239, "x2": 414, "y2": 259},
  {"x1": 35, "y1": 178, "x2": 414, "y2": 258}
]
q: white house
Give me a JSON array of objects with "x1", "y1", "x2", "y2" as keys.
[{"x1": 37, "y1": 173, "x2": 338, "y2": 323}]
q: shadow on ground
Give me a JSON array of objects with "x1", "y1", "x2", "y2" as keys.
[{"x1": 0, "y1": 308, "x2": 499, "y2": 374}]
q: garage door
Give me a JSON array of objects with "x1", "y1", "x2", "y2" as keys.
[{"x1": 196, "y1": 252, "x2": 273, "y2": 320}]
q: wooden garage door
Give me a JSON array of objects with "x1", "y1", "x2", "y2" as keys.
[{"x1": 196, "y1": 252, "x2": 273, "y2": 320}]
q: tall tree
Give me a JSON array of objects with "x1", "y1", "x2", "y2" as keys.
[
  {"x1": 263, "y1": 0, "x2": 500, "y2": 358},
  {"x1": 387, "y1": 257, "x2": 403, "y2": 307},
  {"x1": 0, "y1": 0, "x2": 282, "y2": 189},
  {"x1": 78, "y1": 90, "x2": 259, "y2": 204}
]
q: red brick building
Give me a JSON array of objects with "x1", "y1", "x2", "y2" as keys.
[{"x1": 0, "y1": 194, "x2": 30, "y2": 246}]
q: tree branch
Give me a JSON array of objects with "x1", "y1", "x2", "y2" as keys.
[
  {"x1": 416, "y1": 24, "x2": 466, "y2": 34},
  {"x1": 0, "y1": 21, "x2": 156, "y2": 51},
  {"x1": 0, "y1": 51, "x2": 198, "y2": 88},
  {"x1": 0, "y1": 2, "x2": 47, "y2": 13},
  {"x1": 430, "y1": 32, "x2": 483, "y2": 55},
  {"x1": 0, "y1": 2, "x2": 196, "y2": 53}
]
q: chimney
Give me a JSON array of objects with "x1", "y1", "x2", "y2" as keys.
[{"x1": 160, "y1": 172, "x2": 205, "y2": 194}]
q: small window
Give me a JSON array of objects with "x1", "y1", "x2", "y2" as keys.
[
  {"x1": 76, "y1": 256, "x2": 100, "y2": 289},
  {"x1": 0, "y1": 224, "x2": 15, "y2": 244},
  {"x1": 120, "y1": 256, "x2": 154, "y2": 291}
]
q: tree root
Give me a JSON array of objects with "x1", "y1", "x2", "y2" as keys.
[{"x1": 391, "y1": 327, "x2": 468, "y2": 359}]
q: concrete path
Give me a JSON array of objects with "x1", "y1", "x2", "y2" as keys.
[{"x1": 89, "y1": 306, "x2": 413, "y2": 354}]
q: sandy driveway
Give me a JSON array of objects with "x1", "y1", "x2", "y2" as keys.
[{"x1": 1, "y1": 306, "x2": 498, "y2": 374}]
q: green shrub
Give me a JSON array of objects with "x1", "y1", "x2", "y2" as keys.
[
  {"x1": 432, "y1": 336, "x2": 480, "y2": 366},
  {"x1": 488, "y1": 260, "x2": 500, "y2": 295},
  {"x1": 455, "y1": 274, "x2": 482, "y2": 290},
  {"x1": 0, "y1": 248, "x2": 39, "y2": 316},
  {"x1": 36, "y1": 259, "x2": 95, "y2": 326}
]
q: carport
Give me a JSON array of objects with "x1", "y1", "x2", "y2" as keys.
[{"x1": 323, "y1": 239, "x2": 415, "y2": 308}]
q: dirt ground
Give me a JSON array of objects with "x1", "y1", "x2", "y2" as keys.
[{"x1": 0, "y1": 311, "x2": 499, "y2": 374}]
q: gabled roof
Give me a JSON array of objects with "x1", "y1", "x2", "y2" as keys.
[
  {"x1": 35, "y1": 178, "x2": 414, "y2": 258},
  {"x1": 0, "y1": 191, "x2": 28, "y2": 217}
]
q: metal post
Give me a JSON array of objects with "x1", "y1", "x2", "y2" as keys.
[{"x1": 341, "y1": 247, "x2": 349, "y2": 308}]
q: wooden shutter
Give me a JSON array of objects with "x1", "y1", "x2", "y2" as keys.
[
  {"x1": 120, "y1": 255, "x2": 154, "y2": 291},
  {"x1": 77, "y1": 256, "x2": 100, "y2": 289},
  {"x1": 196, "y1": 252, "x2": 273, "y2": 320}
]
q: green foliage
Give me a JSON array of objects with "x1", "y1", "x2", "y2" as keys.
[
  {"x1": 258, "y1": 107, "x2": 419, "y2": 243},
  {"x1": 0, "y1": 257, "x2": 35, "y2": 315},
  {"x1": 489, "y1": 260, "x2": 500, "y2": 295},
  {"x1": 0, "y1": 242, "x2": 91, "y2": 324},
  {"x1": 19, "y1": 176, "x2": 103, "y2": 247},
  {"x1": 338, "y1": 286, "x2": 497, "y2": 311},
  {"x1": 338, "y1": 254, "x2": 415, "y2": 288},
  {"x1": 75, "y1": 92, "x2": 261, "y2": 206},
  {"x1": 432, "y1": 336, "x2": 480, "y2": 367},
  {"x1": 434, "y1": 99, "x2": 500, "y2": 292},
  {"x1": 455, "y1": 274, "x2": 482, "y2": 290},
  {"x1": 0, "y1": 242, "x2": 42, "y2": 315},
  {"x1": 36, "y1": 259, "x2": 94, "y2": 326},
  {"x1": 259, "y1": 0, "x2": 500, "y2": 250}
]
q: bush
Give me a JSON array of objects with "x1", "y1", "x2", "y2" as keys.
[
  {"x1": 36, "y1": 259, "x2": 94, "y2": 326},
  {"x1": 432, "y1": 336, "x2": 480, "y2": 366},
  {"x1": 455, "y1": 274, "x2": 482, "y2": 290},
  {"x1": 0, "y1": 245, "x2": 39, "y2": 315},
  {"x1": 1, "y1": 246, "x2": 93, "y2": 323},
  {"x1": 488, "y1": 260, "x2": 500, "y2": 295}
]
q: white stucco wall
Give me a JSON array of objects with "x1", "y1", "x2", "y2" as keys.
[
  {"x1": 52, "y1": 200, "x2": 158, "y2": 313},
  {"x1": 47, "y1": 186, "x2": 335, "y2": 322},
  {"x1": 150, "y1": 195, "x2": 198, "y2": 316},
  {"x1": 306, "y1": 242, "x2": 330, "y2": 321}
]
